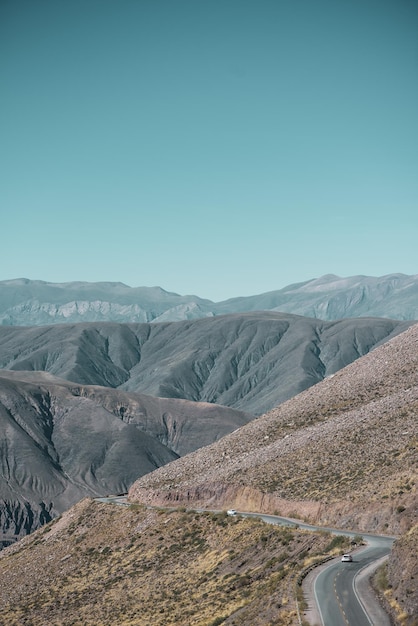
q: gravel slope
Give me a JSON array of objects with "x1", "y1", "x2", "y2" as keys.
[{"x1": 130, "y1": 322, "x2": 418, "y2": 535}]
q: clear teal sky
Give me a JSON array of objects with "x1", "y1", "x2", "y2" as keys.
[{"x1": 1, "y1": 0, "x2": 417, "y2": 301}]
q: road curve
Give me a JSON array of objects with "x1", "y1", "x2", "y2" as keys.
[
  {"x1": 241, "y1": 513, "x2": 394, "y2": 626},
  {"x1": 95, "y1": 498, "x2": 395, "y2": 626},
  {"x1": 313, "y1": 541, "x2": 392, "y2": 626}
]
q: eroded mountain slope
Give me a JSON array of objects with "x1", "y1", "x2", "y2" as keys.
[
  {"x1": 0, "y1": 371, "x2": 251, "y2": 541},
  {"x1": 0, "y1": 313, "x2": 412, "y2": 414},
  {"x1": 130, "y1": 323, "x2": 418, "y2": 535}
]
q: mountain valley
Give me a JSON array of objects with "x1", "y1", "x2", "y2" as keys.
[
  {"x1": 0, "y1": 277, "x2": 416, "y2": 624},
  {"x1": 130, "y1": 323, "x2": 418, "y2": 537},
  {"x1": 0, "y1": 322, "x2": 416, "y2": 624}
]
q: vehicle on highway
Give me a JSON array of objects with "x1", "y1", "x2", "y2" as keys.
[
  {"x1": 341, "y1": 553, "x2": 353, "y2": 562},
  {"x1": 227, "y1": 509, "x2": 237, "y2": 516}
]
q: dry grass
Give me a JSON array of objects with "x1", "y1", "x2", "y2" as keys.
[
  {"x1": 384, "y1": 524, "x2": 418, "y2": 625},
  {"x1": 0, "y1": 499, "x2": 351, "y2": 626}
]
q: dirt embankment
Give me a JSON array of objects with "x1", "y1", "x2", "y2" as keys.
[
  {"x1": 129, "y1": 482, "x2": 417, "y2": 534},
  {"x1": 131, "y1": 482, "x2": 320, "y2": 520}
]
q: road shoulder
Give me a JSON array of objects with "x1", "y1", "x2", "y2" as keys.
[
  {"x1": 302, "y1": 557, "x2": 340, "y2": 626},
  {"x1": 301, "y1": 552, "x2": 392, "y2": 626},
  {"x1": 354, "y1": 555, "x2": 392, "y2": 626}
]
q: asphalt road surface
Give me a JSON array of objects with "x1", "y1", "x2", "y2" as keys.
[
  {"x1": 313, "y1": 536, "x2": 394, "y2": 626},
  {"x1": 95, "y1": 495, "x2": 131, "y2": 506}
]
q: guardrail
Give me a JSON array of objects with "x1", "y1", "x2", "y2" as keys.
[{"x1": 294, "y1": 555, "x2": 335, "y2": 626}]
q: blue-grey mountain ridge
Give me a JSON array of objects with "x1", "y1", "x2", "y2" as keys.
[{"x1": 1, "y1": 273, "x2": 418, "y2": 325}]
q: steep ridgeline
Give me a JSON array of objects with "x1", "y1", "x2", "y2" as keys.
[
  {"x1": 215, "y1": 273, "x2": 418, "y2": 320},
  {"x1": 1, "y1": 273, "x2": 418, "y2": 325},
  {"x1": 130, "y1": 322, "x2": 418, "y2": 537},
  {"x1": 0, "y1": 371, "x2": 251, "y2": 542},
  {"x1": 0, "y1": 313, "x2": 412, "y2": 415}
]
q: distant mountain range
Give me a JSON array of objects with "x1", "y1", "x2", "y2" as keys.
[
  {"x1": 0, "y1": 274, "x2": 416, "y2": 549},
  {"x1": 1, "y1": 273, "x2": 418, "y2": 325}
]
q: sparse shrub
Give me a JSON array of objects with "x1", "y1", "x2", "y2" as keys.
[
  {"x1": 375, "y1": 563, "x2": 389, "y2": 591},
  {"x1": 209, "y1": 617, "x2": 227, "y2": 626},
  {"x1": 325, "y1": 534, "x2": 346, "y2": 552}
]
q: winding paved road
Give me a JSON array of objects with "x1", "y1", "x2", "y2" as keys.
[
  {"x1": 242, "y1": 512, "x2": 394, "y2": 626},
  {"x1": 313, "y1": 537, "x2": 393, "y2": 626}
]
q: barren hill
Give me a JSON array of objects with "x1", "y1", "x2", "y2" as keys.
[
  {"x1": 0, "y1": 371, "x2": 251, "y2": 541},
  {"x1": 0, "y1": 325, "x2": 416, "y2": 624},
  {"x1": 130, "y1": 323, "x2": 418, "y2": 536},
  {"x1": 0, "y1": 313, "x2": 411, "y2": 415}
]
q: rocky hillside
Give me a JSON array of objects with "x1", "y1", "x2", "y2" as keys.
[
  {"x1": 1, "y1": 273, "x2": 418, "y2": 325},
  {"x1": 0, "y1": 371, "x2": 251, "y2": 542},
  {"x1": 130, "y1": 322, "x2": 418, "y2": 536},
  {"x1": 385, "y1": 524, "x2": 418, "y2": 624},
  {"x1": 0, "y1": 324, "x2": 416, "y2": 624},
  {"x1": 0, "y1": 279, "x2": 213, "y2": 326},
  {"x1": 0, "y1": 498, "x2": 352, "y2": 626},
  {"x1": 0, "y1": 314, "x2": 411, "y2": 415},
  {"x1": 0, "y1": 318, "x2": 416, "y2": 624}
]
